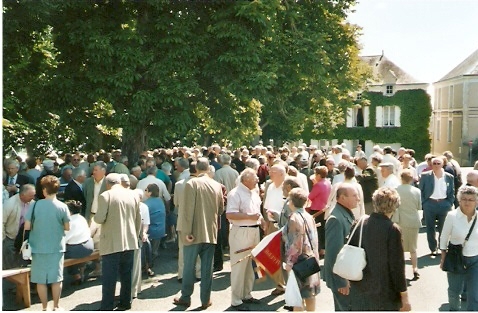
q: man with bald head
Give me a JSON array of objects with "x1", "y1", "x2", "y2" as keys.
[
  {"x1": 324, "y1": 183, "x2": 359, "y2": 311},
  {"x1": 466, "y1": 170, "x2": 478, "y2": 188}
]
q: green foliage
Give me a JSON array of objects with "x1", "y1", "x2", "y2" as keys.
[
  {"x1": 311, "y1": 89, "x2": 432, "y2": 160},
  {"x1": 3, "y1": 0, "x2": 366, "y2": 162}
]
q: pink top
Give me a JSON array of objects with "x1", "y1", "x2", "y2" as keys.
[{"x1": 308, "y1": 179, "x2": 332, "y2": 212}]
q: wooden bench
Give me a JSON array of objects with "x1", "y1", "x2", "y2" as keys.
[
  {"x1": 2, "y1": 250, "x2": 101, "y2": 309},
  {"x1": 3, "y1": 268, "x2": 32, "y2": 308}
]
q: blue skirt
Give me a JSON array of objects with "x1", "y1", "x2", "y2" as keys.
[{"x1": 31, "y1": 253, "x2": 64, "y2": 284}]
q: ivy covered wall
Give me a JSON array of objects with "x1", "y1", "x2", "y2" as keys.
[{"x1": 304, "y1": 89, "x2": 432, "y2": 160}]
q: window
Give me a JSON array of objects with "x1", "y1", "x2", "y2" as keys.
[
  {"x1": 353, "y1": 107, "x2": 364, "y2": 127},
  {"x1": 347, "y1": 106, "x2": 369, "y2": 128},
  {"x1": 383, "y1": 106, "x2": 395, "y2": 126},
  {"x1": 386, "y1": 85, "x2": 393, "y2": 95},
  {"x1": 447, "y1": 120, "x2": 452, "y2": 142},
  {"x1": 436, "y1": 120, "x2": 441, "y2": 141},
  {"x1": 376, "y1": 106, "x2": 400, "y2": 127},
  {"x1": 356, "y1": 93, "x2": 362, "y2": 100},
  {"x1": 449, "y1": 86, "x2": 454, "y2": 108}
]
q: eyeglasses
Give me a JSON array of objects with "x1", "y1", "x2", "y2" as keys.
[
  {"x1": 460, "y1": 198, "x2": 477, "y2": 202},
  {"x1": 73, "y1": 159, "x2": 80, "y2": 161},
  {"x1": 432, "y1": 162, "x2": 442, "y2": 165}
]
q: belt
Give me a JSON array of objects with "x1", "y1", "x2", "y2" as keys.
[
  {"x1": 239, "y1": 225, "x2": 259, "y2": 228},
  {"x1": 67, "y1": 240, "x2": 89, "y2": 246},
  {"x1": 430, "y1": 198, "x2": 445, "y2": 202}
]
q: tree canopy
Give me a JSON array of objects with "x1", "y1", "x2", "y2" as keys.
[{"x1": 3, "y1": 0, "x2": 367, "y2": 162}]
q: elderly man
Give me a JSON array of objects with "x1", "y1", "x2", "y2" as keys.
[
  {"x1": 95, "y1": 173, "x2": 141, "y2": 311},
  {"x1": 356, "y1": 156, "x2": 379, "y2": 215},
  {"x1": 226, "y1": 168, "x2": 266, "y2": 311},
  {"x1": 3, "y1": 184, "x2": 36, "y2": 269},
  {"x1": 64, "y1": 167, "x2": 87, "y2": 215},
  {"x1": 419, "y1": 157, "x2": 455, "y2": 257},
  {"x1": 4, "y1": 159, "x2": 31, "y2": 198},
  {"x1": 324, "y1": 183, "x2": 359, "y2": 311},
  {"x1": 136, "y1": 166, "x2": 171, "y2": 209},
  {"x1": 264, "y1": 164, "x2": 287, "y2": 234},
  {"x1": 176, "y1": 157, "x2": 191, "y2": 181},
  {"x1": 379, "y1": 163, "x2": 400, "y2": 189},
  {"x1": 83, "y1": 161, "x2": 107, "y2": 224},
  {"x1": 173, "y1": 158, "x2": 224, "y2": 310},
  {"x1": 466, "y1": 170, "x2": 478, "y2": 187}
]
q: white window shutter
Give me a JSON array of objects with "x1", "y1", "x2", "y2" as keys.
[
  {"x1": 346, "y1": 108, "x2": 353, "y2": 128},
  {"x1": 364, "y1": 106, "x2": 370, "y2": 127},
  {"x1": 395, "y1": 106, "x2": 401, "y2": 127},
  {"x1": 376, "y1": 106, "x2": 383, "y2": 127}
]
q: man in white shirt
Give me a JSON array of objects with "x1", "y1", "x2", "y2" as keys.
[
  {"x1": 136, "y1": 166, "x2": 171, "y2": 210},
  {"x1": 226, "y1": 169, "x2": 266, "y2": 311},
  {"x1": 382, "y1": 146, "x2": 401, "y2": 175},
  {"x1": 263, "y1": 164, "x2": 286, "y2": 235},
  {"x1": 419, "y1": 157, "x2": 455, "y2": 257},
  {"x1": 379, "y1": 163, "x2": 400, "y2": 189}
]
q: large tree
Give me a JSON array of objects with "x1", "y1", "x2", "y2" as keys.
[{"x1": 3, "y1": 0, "x2": 366, "y2": 162}]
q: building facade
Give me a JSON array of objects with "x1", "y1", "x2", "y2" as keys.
[{"x1": 432, "y1": 49, "x2": 478, "y2": 166}]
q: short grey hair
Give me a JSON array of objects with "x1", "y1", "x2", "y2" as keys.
[
  {"x1": 72, "y1": 167, "x2": 86, "y2": 180},
  {"x1": 161, "y1": 162, "x2": 172, "y2": 173},
  {"x1": 240, "y1": 168, "x2": 257, "y2": 183},
  {"x1": 178, "y1": 158, "x2": 190, "y2": 170},
  {"x1": 6, "y1": 159, "x2": 20, "y2": 169},
  {"x1": 131, "y1": 166, "x2": 141, "y2": 173},
  {"x1": 105, "y1": 173, "x2": 121, "y2": 185},
  {"x1": 120, "y1": 155, "x2": 128, "y2": 163},
  {"x1": 19, "y1": 184, "x2": 35, "y2": 194},
  {"x1": 245, "y1": 158, "x2": 260, "y2": 171},
  {"x1": 94, "y1": 161, "x2": 107, "y2": 171},
  {"x1": 457, "y1": 185, "x2": 478, "y2": 201},
  {"x1": 119, "y1": 174, "x2": 130, "y2": 186},
  {"x1": 219, "y1": 154, "x2": 231, "y2": 165},
  {"x1": 196, "y1": 157, "x2": 210, "y2": 172},
  {"x1": 146, "y1": 166, "x2": 157, "y2": 176}
]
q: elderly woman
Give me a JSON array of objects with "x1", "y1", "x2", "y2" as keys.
[
  {"x1": 392, "y1": 170, "x2": 422, "y2": 279},
  {"x1": 440, "y1": 185, "x2": 478, "y2": 311},
  {"x1": 64, "y1": 200, "x2": 94, "y2": 285},
  {"x1": 283, "y1": 187, "x2": 320, "y2": 311},
  {"x1": 24, "y1": 175, "x2": 70, "y2": 311},
  {"x1": 144, "y1": 183, "x2": 166, "y2": 263},
  {"x1": 349, "y1": 187, "x2": 411, "y2": 311},
  {"x1": 308, "y1": 166, "x2": 332, "y2": 258}
]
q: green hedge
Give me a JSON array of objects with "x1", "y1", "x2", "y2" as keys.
[{"x1": 303, "y1": 89, "x2": 432, "y2": 160}]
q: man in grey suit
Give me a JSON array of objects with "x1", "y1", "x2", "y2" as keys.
[
  {"x1": 173, "y1": 158, "x2": 224, "y2": 310},
  {"x1": 324, "y1": 183, "x2": 359, "y2": 311},
  {"x1": 95, "y1": 173, "x2": 141, "y2": 311},
  {"x1": 82, "y1": 161, "x2": 107, "y2": 223},
  {"x1": 418, "y1": 157, "x2": 455, "y2": 257}
]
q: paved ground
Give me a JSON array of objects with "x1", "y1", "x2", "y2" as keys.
[{"x1": 2, "y1": 168, "x2": 474, "y2": 311}]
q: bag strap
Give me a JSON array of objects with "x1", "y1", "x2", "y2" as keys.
[
  {"x1": 23, "y1": 201, "x2": 38, "y2": 241},
  {"x1": 297, "y1": 212, "x2": 315, "y2": 253},
  {"x1": 346, "y1": 215, "x2": 367, "y2": 247},
  {"x1": 464, "y1": 214, "x2": 477, "y2": 245}
]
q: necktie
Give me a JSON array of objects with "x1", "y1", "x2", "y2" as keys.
[{"x1": 9, "y1": 177, "x2": 14, "y2": 185}]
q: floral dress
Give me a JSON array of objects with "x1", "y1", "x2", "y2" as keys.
[{"x1": 282, "y1": 208, "x2": 320, "y2": 298}]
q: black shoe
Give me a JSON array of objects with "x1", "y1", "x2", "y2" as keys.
[
  {"x1": 178, "y1": 278, "x2": 182, "y2": 283},
  {"x1": 114, "y1": 303, "x2": 131, "y2": 311},
  {"x1": 231, "y1": 304, "x2": 250, "y2": 311},
  {"x1": 196, "y1": 277, "x2": 201, "y2": 282},
  {"x1": 413, "y1": 271, "x2": 420, "y2": 280},
  {"x1": 284, "y1": 305, "x2": 294, "y2": 311},
  {"x1": 213, "y1": 266, "x2": 223, "y2": 272}
]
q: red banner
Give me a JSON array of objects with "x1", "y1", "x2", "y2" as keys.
[{"x1": 251, "y1": 229, "x2": 283, "y2": 277}]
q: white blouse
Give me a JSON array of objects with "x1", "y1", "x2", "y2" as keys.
[
  {"x1": 65, "y1": 214, "x2": 91, "y2": 245},
  {"x1": 440, "y1": 208, "x2": 478, "y2": 257}
]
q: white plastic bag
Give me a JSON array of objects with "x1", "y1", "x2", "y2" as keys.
[
  {"x1": 20, "y1": 240, "x2": 32, "y2": 260},
  {"x1": 285, "y1": 270, "x2": 303, "y2": 308}
]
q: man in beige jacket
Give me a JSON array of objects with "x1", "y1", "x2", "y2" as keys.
[
  {"x1": 174, "y1": 158, "x2": 224, "y2": 310},
  {"x1": 95, "y1": 173, "x2": 141, "y2": 311}
]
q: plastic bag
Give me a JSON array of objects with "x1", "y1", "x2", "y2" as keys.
[
  {"x1": 20, "y1": 240, "x2": 32, "y2": 260},
  {"x1": 285, "y1": 270, "x2": 303, "y2": 308}
]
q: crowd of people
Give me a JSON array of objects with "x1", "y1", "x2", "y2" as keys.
[{"x1": 3, "y1": 142, "x2": 478, "y2": 311}]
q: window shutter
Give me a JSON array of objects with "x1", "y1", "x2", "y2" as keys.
[
  {"x1": 364, "y1": 106, "x2": 370, "y2": 127},
  {"x1": 346, "y1": 108, "x2": 353, "y2": 128},
  {"x1": 395, "y1": 106, "x2": 401, "y2": 127},
  {"x1": 376, "y1": 106, "x2": 383, "y2": 127}
]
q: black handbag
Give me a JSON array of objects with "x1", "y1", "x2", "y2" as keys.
[
  {"x1": 442, "y1": 215, "x2": 476, "y2": 274},
  {"x1": 292, "y1": 212, "x2": 320, "y2": 282}
]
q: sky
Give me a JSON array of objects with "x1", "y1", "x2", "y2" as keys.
[{"x1": 347, "y1": 0, "x2": 478, "y2": 83}]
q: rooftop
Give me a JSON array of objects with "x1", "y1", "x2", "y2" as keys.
[
  {"x1": 361, "y1": 54, "x2": 425, "y2": 85},
  {"x1": 438, "y1": 48, "x2": 478, "y2": 82}
]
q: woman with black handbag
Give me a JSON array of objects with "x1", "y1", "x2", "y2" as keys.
[
  {"x1": 282, "y1": 188, "x2": 320, "y2": 311},
  {"x1": 440, "y1": 185, "x2": 478, "y2": 311}
]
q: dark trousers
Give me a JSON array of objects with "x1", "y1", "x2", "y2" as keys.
[
  {"x1": 65, "y1": 238, "x2": 94, "y2": 275},
  {"x1": 100, "y1": 250, "x2": 134, "y2": 311},
  {"x1": 214, "y1": 228, "x2": 223, "y2": 270},
  {"x1": 423, "y1": 201, "x2": 451, "y2": 252},
  {"x1": 332, "y1": 290, "x2": 351, "y2": 311}
]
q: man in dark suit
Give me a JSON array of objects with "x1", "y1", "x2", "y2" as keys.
[
  {"x1": 324, "y1": 183, "x2": 358, "y2": 311},
  {"x1": 356, "y1": 156, "x2": 379, "y2": 215},
  {"x1": 64, "y1": 167, "x2": 87, "y2": 215},
  {"x1": 4, "y1": 159, "x2": 31, "y2": 198},
  {"x1": 418, "y1": 157, "x2": 455, "y2": 257}
]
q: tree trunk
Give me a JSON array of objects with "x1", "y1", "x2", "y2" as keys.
[{"x1": 122, "y1": 128, "x2": 147, "y2": 168}]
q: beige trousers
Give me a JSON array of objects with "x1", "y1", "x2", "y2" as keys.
[{"x1": 229, "y1": 225, "x2": 260, "y2": 306}]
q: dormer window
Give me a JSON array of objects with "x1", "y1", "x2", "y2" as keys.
[
  {"x1": 386, "y1": 85, "x2": 393, "y2": 95},
  {"x1": 356, "y1": 93, "x2": 362, "y2": 100}
]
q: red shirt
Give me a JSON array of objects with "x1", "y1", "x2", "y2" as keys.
[{"x1": 308, "y1": 179, "x2": 332, "y2": 211}]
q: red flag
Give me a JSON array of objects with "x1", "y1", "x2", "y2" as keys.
[{"x1": 251, "y1": 229, "x2": 283, "y2": 278}]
